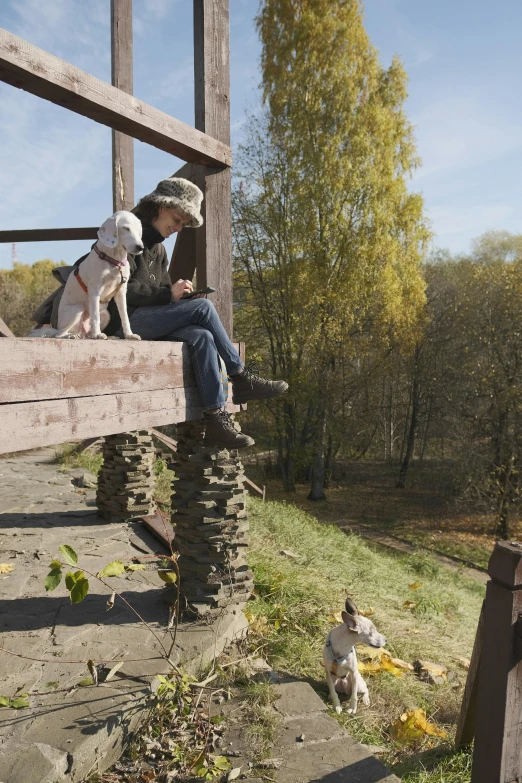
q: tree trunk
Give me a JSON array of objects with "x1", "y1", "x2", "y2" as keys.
[
  {"x1": 278, "y1": 400, "x2": 297, "y2": 492},
  {"x1": 308, "y1": 409, "x2": 328, "y2": 501},
  {"x1": 397, "y1": 376, "x2": 420, "y2": 489}
]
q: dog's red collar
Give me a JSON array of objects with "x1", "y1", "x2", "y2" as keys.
[{"x1": 93, "y1": 243, "x2": 128, "y2": 268}]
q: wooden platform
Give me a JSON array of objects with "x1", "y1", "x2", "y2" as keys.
[{"x1": 0, "y1": 338, "x2": 242, "y2": 454}]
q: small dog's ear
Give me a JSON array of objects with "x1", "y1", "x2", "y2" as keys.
[
  {"x1": 341, "y1": 611, "x2": 360, "y2": 631},
  {"x1": 345, "y1": 597, "x2": 359, "y2": 616},
  {"x1": 97, "y1": 215, "x2": 119, "y2": 248}
]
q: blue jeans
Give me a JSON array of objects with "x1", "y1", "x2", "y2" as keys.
[{"x1": 127, "y1": 298, "x2": 244, "y2": 410}]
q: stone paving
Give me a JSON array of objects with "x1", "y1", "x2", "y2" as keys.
[
  {"x1": 217, "y1": 679, "x2": 399, "y2": 783},
  {"x1": 0, "y1": 448, "x2": 247, "y2": 783}
]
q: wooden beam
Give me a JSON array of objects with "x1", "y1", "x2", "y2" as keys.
[
  {"x1": 0, "y1": 338, "x2": 237, "y2": 403},
  {"x1": 0, "y1": 339, "x2": 191, "y2": 403},
  {"x1": 111, "y1": 0, "x2": 134, "y2": 212},
  {"x1": 169, "y1": 163, "x2": 198, "y2": 282},
  {"x1": 0, "y1": 387, "x2": 202, "y2": 453},
  {"x1": 0, "y1": 28, "x2": 232, "y2": 167},
  {"x1": 0, "y1": 316, "x2": 15, "y2": 338},
  {"x1": 193, "y1": 0, "x2": 233, "y2": 335},
  {"x1": 0, "y1": 227, "x2": 98, "y2": 243}
]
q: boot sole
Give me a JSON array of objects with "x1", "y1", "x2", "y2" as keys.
[{"x1": 232, "y1": 383, "x2": 289, "y2": 406}]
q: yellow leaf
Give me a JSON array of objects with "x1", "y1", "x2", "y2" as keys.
[
  {"x1": 389, "y1": 709, "x2": 447, "y2": 743},
  {"x1": 358, "y1": 652, "x2": 404, "y2": 677},
  {"x1": 409, "y1": 582, "x2": 422, "y2": 590},
  {"x1": 403, "y1": 600, "x2": 417, "y2": 609},
  {"x1": 328, "y1": 611, "x2": 343, "y2": 624},
  {"x1": 0, "y1": 564, "x2": 14, "y2": 574}
]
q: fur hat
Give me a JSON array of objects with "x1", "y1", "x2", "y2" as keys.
[{"x1": 140, "y1": 176, "x2": 203, "y2": 227}]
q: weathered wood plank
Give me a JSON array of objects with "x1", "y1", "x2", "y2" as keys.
[
  {"x1": 0, "y1": 338, "x2": 245, "y2": 404},
  {"x1": 193, "y1": 0, "x2": 233, "y2": 335},
  {"x1": 0, "y1": 339, "x2": 195, "y2": 403},
  {"x1": 0, "y1": 316, "x2": 15, "y2": 338},
  {"x1": 0, "y1": 387, "x2": 241, "y2": 454},
  {"x1": 455, "y1": 601, "x2": 484, "y2": 748},
  {"x1": 111, "y1": 0, "x2": 134, "y2": 212},
  {"x1": 0, "y1": 227, "x2": 98, "y2": 243},
  {"x1": 0, "y1": 28, "x2": 232, "y2": 167},
  {"x1": 0, "y1": 387, "x2": 200, "y2": 453}
]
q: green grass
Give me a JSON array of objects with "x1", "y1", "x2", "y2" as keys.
[
  {"x1": 246, "y1": 497, "x2": 484, "y2": 783},
  {"x1": 53, "y1": 445, "x2": 175, "y2": 509},
  {"x1": 54, "y1": 443, "x2": 103, "y2": 475}
]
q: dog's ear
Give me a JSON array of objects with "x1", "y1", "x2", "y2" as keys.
[
  {"x1": 345, "y1": 597, "x2": 359, "y2": 616},
  {"x1": 341, "y1": 611, "x2": 360, "y2": 631},
  {"x1": 97, "y1": 215, "x2": 119, "y2": 248}
]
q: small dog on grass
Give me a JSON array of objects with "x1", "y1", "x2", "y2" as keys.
[{"x1": 323, "y1": 597, "x2": 386, "y2": 715}]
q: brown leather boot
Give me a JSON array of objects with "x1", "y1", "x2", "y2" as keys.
[
  {"x1": 204, "y1": 410, "x2": 255, "y2": 448},
  {"x1": 231, "y1": 364, "x2": 288, "y2": 405}
]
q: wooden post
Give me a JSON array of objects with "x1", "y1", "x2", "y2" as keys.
[
  {"x1": 169, "y1": 164, "x2": 198, "y2": 282},
  {"x1": 455, "y1": 601, "x2": 484, "y2": 748},
  {"x1": 471, "y1": 541, "x2": 522, "y2": 782},
  {"x1": 111, "y1": 0, "x2": 134, "y2": 212},
  {"x1": 193, "y1": 0, "x2": 233, "y2": 336}
]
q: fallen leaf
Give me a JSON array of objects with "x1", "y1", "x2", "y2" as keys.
[
  {"x1": 280, "y1": 549, "x2": 301, "y2": 559},
  {"x1": 328, "y1": 611, "x2": 343, "y2": 624},
  {"x1": 409, "y1": 582, "x2": 422, "y2": 590},
  {"x1": 359, "y1": 607, "x2": 375, "y2": 617},
  {"x1": 390, "y1": 657, "x2": 415, "y2": 672},
  {"x1": 228, "y1": 768, "x2": 242, "y2": 782},
  {"x1": 104, "y1": 661, "x2": 124, "y2": 682},
  {"x1": 413, "y1": 660, "x2": 447, "y2": 677},
  {"x1": 455, "y1": 656, "x2": 470, "y2": 670},
  {"x1": 358, "y1": 652, "x2": 404, "y2": 677},
  {"x1": 0, "y1": 564, "x2": 14, "y2": 574},
  {"x1": 296, "y1": 733, "x2": 305, "y2": 742},
  {"x1": 389, "y1": 708, "x2": 447, "y2": 743},
  {"x1": 357, "y1": 644, "x2": 389, "y2": 661},
  {"x1": 106, "y1": 592, "x2": 116, "y2": 611},
  {"x1": 403, "y1": 600, "x2": 417, "y2": 609}
]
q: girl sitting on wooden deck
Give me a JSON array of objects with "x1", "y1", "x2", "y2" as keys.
[{"x1": 108, "y1": 175, "x2": 288, "y2": 448}]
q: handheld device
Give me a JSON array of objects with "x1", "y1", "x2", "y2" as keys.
[{"x1": 180, "y1": 286, "x2": 216, "y2": 299}]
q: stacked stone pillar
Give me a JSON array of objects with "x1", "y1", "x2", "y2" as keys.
[
  {"x1": 170, "y1": 421, "x2": 253, "y2": 616},
  {"x1": 96, "y1": 431, "x2": 156, "y2": 523}
]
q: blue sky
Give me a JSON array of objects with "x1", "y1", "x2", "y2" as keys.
[{"x1": 0, "y1": 0, "x2": 520, "y2": 269}]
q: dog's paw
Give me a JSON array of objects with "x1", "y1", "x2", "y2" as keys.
[
  {"x1": 59, "y1": 333, "x2": 80, "y2": 339},
  {"x1": 335, "y1": 706, "x2": 342, "y2": 715},
  {"x1": 124, "y1": 333, "x2": 142, "y2": 341},
  {"x1": 361, "y1": 694, "x2": 370, "y2": 707},
  {"x1": 88, "y1": 332, "x2": 108, "y2": 340}
]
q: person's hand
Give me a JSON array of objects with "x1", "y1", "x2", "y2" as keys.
[{"x1": 171, "y1": 279, "x2": 193, "y2": 301}]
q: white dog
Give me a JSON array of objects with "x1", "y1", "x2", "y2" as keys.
[
  {"x1": 323, "y1": 598, "x2": 386, "y2": 715},
  {"x1": 51, "y1": 211, "x2": 143, "y2": 340}
]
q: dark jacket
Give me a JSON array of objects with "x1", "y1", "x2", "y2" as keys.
[{"x1": 105, "y1": 215, "x2": 171, "y2": 335}]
